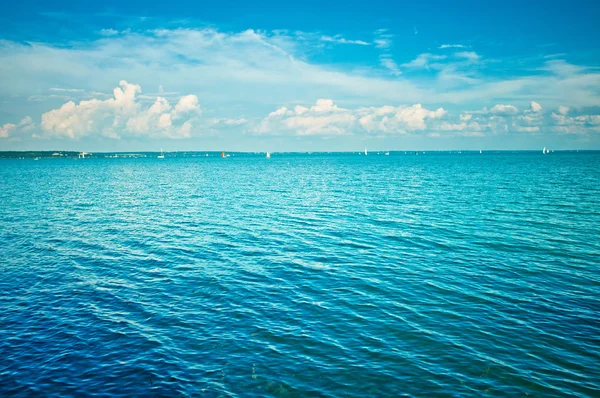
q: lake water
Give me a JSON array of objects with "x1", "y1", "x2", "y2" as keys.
[{"x1": 1, "y1": 152, "x2": 599, "y2": 396}]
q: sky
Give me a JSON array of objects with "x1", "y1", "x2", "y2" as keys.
[{"x1": 1, "y1": 0, "x2": 600, "y2": 151}]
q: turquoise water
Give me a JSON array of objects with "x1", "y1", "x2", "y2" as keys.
[{"x1": 1, "y1": 152, "x2": 599, "y2": 397}]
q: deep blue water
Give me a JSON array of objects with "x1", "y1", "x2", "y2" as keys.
[{"x1": 1, "y1": 152, "x2": 599, "y2": 397}]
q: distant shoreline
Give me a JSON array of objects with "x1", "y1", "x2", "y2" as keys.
[{"x1": 1, "y1": 150, "x2": 599, "y2": 159}]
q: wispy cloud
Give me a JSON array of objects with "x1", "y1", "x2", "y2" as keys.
[
  {"x1": 320, "y1": 35, "x2": 370, "y2": 46},
  {"x1": 379, "y1": 56, "x2": 402, "y2": 76},
  {"x1": 50, "y1": 88, "x2": 85, "y2": 92},
  {"x1": 99, "y1": 28, "x2": 119, "y2": 37},
  {"x1": 402, "y1": 53, "x2": 446, "y2": 69},
  {"x1": 374, "y1": 29, "x2": 392, "y2": 49},
  {"x1": 1, "y1": 26, "x2": 600, "y2": 146},
  {"x1": 455, "y1": 51, "x2": 480, "y2": 61},
  {"x1": 373, "y1": 29, "x2": 401, "y2": 76},
  {"x1": 439, "y1": 44, "x2": 468, "y2": 49}
]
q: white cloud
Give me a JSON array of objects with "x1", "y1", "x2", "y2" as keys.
[
  {"x1": 100, "y1": 29, "x2": 119, "y2": 36},
  {"x1": 216, "y1": 117, "x2": 248, "y2": 126},
  {"x1": 542, "y1": 59, "x2": 586, "y2": 77},
  {"x1": 1, "y1": 28, "x2": 598, "y2": 115},
  {"x1": 529, "y1": 101, "x2": 543, "y2": 113},
  {"x1": 320, "y1": 35, "x2": 370, "y2": 46},
  {"x1": 455, "y1": 51, "x2": 480, "y2": 62},
  {"x1": 380, "y1": 57, "x2": 402, "y2": 76},
  {"x1": 374, "y1": 39, "x2": 391, "y2": 49},
  {"x1": 374, "y1": 29, "x2": 393, "y2": 49},
  {"x1": 550, "y1": 111, "x2": 600, "y2": 134},
  {"x1": 0, "y1": 116, "x2": 34, "y2": 138},
  {"x1": 358, "y1": 104, "x2": 446, "y2": 133},
  {"x1": 173, "y1": 94, "x2": 200, "y2": 114},
  {"x1": 439, "y1": 44, "x2": 468, "y2": 49},
  {"x1": 513, "y1": 125, "x2": 540, "y2": 133},
  {"x1": 40, "y1": 80, "x2": 199, "y2": 139},
  {"x1": 257, "y1": 99, "x2": 353, "y2": 136},
  {"x1": 402, "y1": 53, "x2": 446, "y2": 69},
  {"x1": 557, "y1": 105, "x2": 569, "y2": 115},
  {"x1": 0, "y1": 123, "x2": 14, "y2": 138},
  {"x1": 490, "y1": 104, "x2": 519, "y2": 115},
  {"x1": 1, "y1": 27, "x2": 600, "y2": 149},
  {"x1": 257, "y1": 100, "x2": 446, "y2": 136},
  {"x1": 50, "y1": 88, "x2": 85, "y2": 92}
]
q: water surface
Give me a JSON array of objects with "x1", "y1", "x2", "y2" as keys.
[{"x1": 1, "y1": 152, "x2": 599, "y2": 396}]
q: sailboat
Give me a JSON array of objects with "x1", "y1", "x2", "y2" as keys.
[
  {"x1": 364, "y1": 147, "x2": 368, "y2": 156},
  {"x1": 385, "y1": 151, "x2": 390, "y2": 156},
  {"x1": 157, "y1": 149, "x2": 165, "y2": 159},
  {"x1": 266, "y1": 152, "x2": 271, "y2": 159},
  {"x1": 543, "y1": 147, "x2": 548, "y2": 154}
]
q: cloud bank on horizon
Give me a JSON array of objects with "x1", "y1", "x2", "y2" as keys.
[{"x1": 1, "y1": 2, "x2": 599, "y2": 150}]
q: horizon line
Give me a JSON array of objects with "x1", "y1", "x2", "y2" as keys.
[{"x1": 1, "y1": 149, "x2": 599, "y2": 153}]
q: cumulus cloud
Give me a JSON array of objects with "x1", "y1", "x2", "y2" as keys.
[
  {"x1": 256, "y1": 99, "x2": 600, "y2": 138},
  {"x1": 40, "y1": 80, "x2": 199, "y2": 139},
  {"x1": 0, "y1": 117, "x2": 34, "y2": 139},
  {"x1": 529, "y1": 101, "x2": 543, "y2": 113},
  {"x1": 550, "y1": 111, "x2": 600, "y2": 134},
  {"x1": 490, "y1": 104, "x2": 519, "y2": 116},
  {"x1": 257, "y1": 100, "x2": 446, "y2": 136},
  {"x1": 357, "y1": 104, "x2": 446, "y2": 133},
  {"x1": 0, "y1": 123, "x2": 14, "y2": 138},
  {"x1": 257, "y1": 99, "x2": 354, "y2": 136},
  {"x1": 173, "y1": 94, "x2": 200, "y2": 115},
  {"x1": 455, "y1": 101, "x2": 600, "y2": 136}
]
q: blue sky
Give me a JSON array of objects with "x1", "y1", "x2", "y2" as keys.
[{"x1": 1, "y1": 0, "x2": 600, "y2": 151}]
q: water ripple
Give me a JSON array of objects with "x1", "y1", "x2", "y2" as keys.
[{"x1": 1, "y1": 152, "x2": 599, "y2": 396}]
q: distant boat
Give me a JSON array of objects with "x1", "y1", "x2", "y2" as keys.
[
  {"x1": 266, "y1": 152, "x2": 271, "y2": 159},
  {"x1": 158, "y1": 148, "x2": 165, "y2": 159},
  {"x1": 480, "y1": 150, "x2": 482, "y2": 154},
  {"x1": 543, "y1": 147, "x2": 548, "y2": 154},
  {"x1": 221, "y1": 151, "x2": 225, "y2": 158},
  {"x1": 34, "y1": 157, "x2": 40, "y2": 161},
  {"x1": 364, "y1": 147, "x2": 368, "y2": 156},
  {"x1": 385, "y1": 151, "x2": 390, "y2": 156}
]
